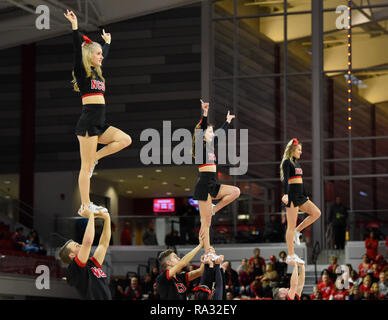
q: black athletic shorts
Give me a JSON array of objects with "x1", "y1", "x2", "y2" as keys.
[
  {"x1": 193, "y1": 172, "x2": 221, "y2": 201},
  {"x1": 286, "y1": 183, "x2": 308, "y2": 208},
  {"x1": 75, "y1": 104, "x2": 110, "y2": 137}
]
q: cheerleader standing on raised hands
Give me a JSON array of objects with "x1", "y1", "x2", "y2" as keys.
[
  {"x1": 280, "y1": 138, "x2": 322, "y2": 264},
  {"x1": 192, "y1": 100, "x2": 240, "y2": 260},
  {"x1": 64, "y1": 10, "x2": 132, "y2": 215}
]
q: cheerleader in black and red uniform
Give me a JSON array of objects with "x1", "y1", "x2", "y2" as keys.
[
  {"x1": 280, "y1": 138, "x2": 322, "y2": 264},
  {"x1": 192, "y1": 100, "x2": 240, "y2": 259},
  {"x1": 193, "y1": 252, "x2": 225, "y2": 300},
  {"x1": 64, "y1": 10, "x2": 132, "y2": 214},
  {"x1": 273, "y1": 261, "x2": 305, "y2": 300}
]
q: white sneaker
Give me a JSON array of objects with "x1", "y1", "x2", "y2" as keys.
[
  {"x1": 206, "y1": 252, "x2": 220, "y2": 262},
  {"x1": 294, "y1": 230, "x2": 302, "y2": 245},
  {"x1": 294, "y1": 254, "x2": 305, "y2": 265},
  {"x1": 90, "y1": 202, "x2": 108, "y2": 213},
  {"x1": 78, "y1": 202, "x2": 108, "y2": 216},
  {"x1": 211, "y1": 204, "x2": 216, "y2": 216},
  {"x1": 89, "y1": 160, "x2": 98, "y2": 178},
  {"x1": 285, "y1": 255, "x2": 294, "y2": 264},
  {"x1": 286, "y1": 254, "x2": 305, "y2": 265}
]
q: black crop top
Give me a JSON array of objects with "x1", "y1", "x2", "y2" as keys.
[
  {"x1": 72, "y1": 29, "x2": 109, "y2": 99},
  {"x1": 282, "y1": 158, "x2": 304, "y2": 194},
  {"x1": 196, "y1": 115, "x2": 229, "y2": 168}
]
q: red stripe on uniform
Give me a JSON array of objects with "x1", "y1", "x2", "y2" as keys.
[
  {"x1": 198, "y1": 163, "x2": 216, "y2": 168},
  {"x1": 90, "y1": 256, "x2": 102, "y2": 268},
  {"x1": 81, "y1": 93, "x2": 104, "y2": 98},
  {"x1": 75, "y1": 256, "x2": 86, "y2": 268}
]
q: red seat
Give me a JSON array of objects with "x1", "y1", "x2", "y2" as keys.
[
  {"x1": 237, "y1": 225, "x2": 250, "y2": 232},
  {"x1": 215, "y1": 225, "x2": 229, "y2": 234},
  {"x1": 0, "y1": 239, "x2": 14, "y2": 250},
  {"x1": 0, "y1": 225, "x2": 10, "y2": 232},
  {"x1": 366, "y1": 222, "x2": 380, "y2": 229}
]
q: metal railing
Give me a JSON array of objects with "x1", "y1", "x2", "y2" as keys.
[{"x1": 0, "y1": 188, "x2": 35, "y2": 228}]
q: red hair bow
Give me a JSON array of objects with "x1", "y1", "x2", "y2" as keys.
[
  {"x1": 82, "y1": 35, "x2": 93, "y2": 47},
  {"x1": 292, "y1": 138, "x2": 299, "y2": 146}
]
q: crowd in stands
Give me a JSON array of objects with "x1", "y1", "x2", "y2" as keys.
[
  {"x1": 111, "y1": 248, "x2": 291, "y2": 300},
  {"x1": 12, "y1": 227, "x2": 46, "y2": 255},
  {"x1": 110, "y1": 241, "x2": 388, "y2": 300},
  {"x1": 0, "y1": 222, "x2": 46, "y2": 255},
  {"x1": 0, "y1": 221, "x2": 66, "y2": 278},
  {"x1": 111, "y1": 267, "x2": 161, "y2": 300},
  {"x1": 2, "y1": 218, "x2": 387, "y2": 301},
  {"x1": 312, "y1": 243, "x2": 388, "y2": 300}
]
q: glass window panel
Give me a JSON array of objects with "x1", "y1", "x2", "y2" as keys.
[
  {"x1": 286, "y1": 75, "x2": 312, "y2": 139},
  {"x1": 213, "y1": 20, "x2": 234, "y2": 77},
  {"x1": 238, "y1": 0, "x2": 311, "y2": 16},
  {"x1": 213, "y1": 0, "x2": 235, "y2": 18},
  {"x1": 237, "y1": 17, "x2": 280, "y2": 75},
  {"x1": 286, "y1": 14, "x2": 312, "y2": 73}
]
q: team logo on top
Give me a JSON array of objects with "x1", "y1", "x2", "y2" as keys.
[
  {"x1": 295, "y1": 168, "x2": 303, "y2": 175},
  {"x1": 208, "y1": 153, "x2": 216, "y2": 161},
  {"x1": 175, "y1": 282, "x2": 186, "y2": 293},
  {"x1": 91, "y1": 80, "x2": 105, "y2": 91},
  {"x1": 321, "y1": 286, "x2": 331, "y2": 294},
  {"x1": 91, "y1": 267, "x2": 107, "y2": 278}
]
